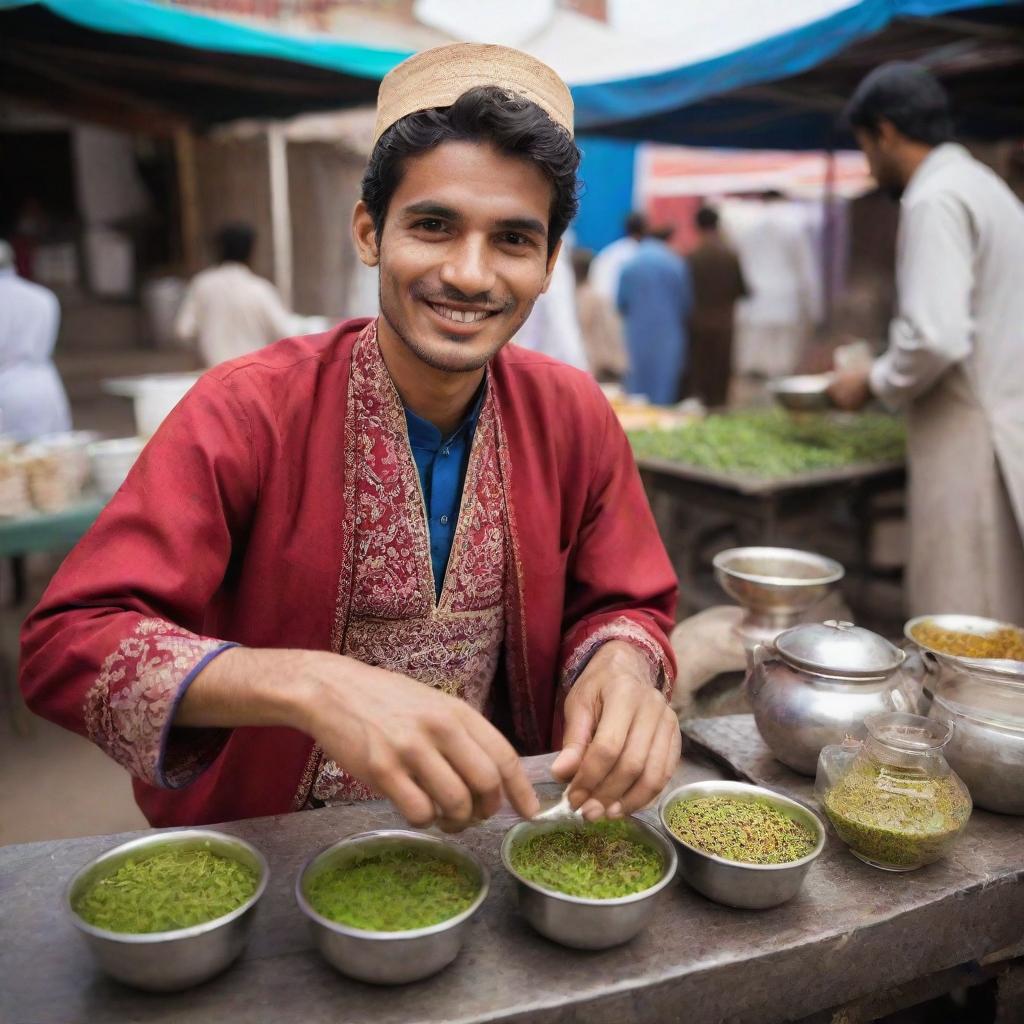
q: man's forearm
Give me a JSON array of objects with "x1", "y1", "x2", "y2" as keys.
[{"x1": 174, "y1": 646, "x2": 335, "y2": 734}]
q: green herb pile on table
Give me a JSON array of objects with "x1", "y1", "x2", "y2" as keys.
[
  {"x1": 74, "y1": 846, "x2": 258, "y2": 933},
  {"x1": 306, "y1": 848, "x2": 479, "y2": 931},
  {"x1": 664, "y1": 796, "x2": 818, "y2": 864},
  {"x1": 510, "y1": 820, "x2": 663, "y2": 898},
  {"x1": 628, "y1": 410, "x2": 905, "y2": 478}
]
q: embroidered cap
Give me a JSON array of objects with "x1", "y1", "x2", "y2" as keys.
[{"x1": 372, "y1": 43, "x2": 574, "y2": 148}]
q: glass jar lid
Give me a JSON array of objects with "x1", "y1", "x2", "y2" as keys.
[{"x1": 775, "y1": 620, "x2": 906, "y2": 679}]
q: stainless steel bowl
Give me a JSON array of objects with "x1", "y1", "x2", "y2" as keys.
[
  {"x1": 714, "y1": 546, "x2": 845, "y2": 649},
  {"x1": 500, "y1": 816, "x2": 677, "y2": 950},
  {"x1": 66, "y1": 829, "x2": 268, "y2": 992},
  {"x1": 659, "y1": 781, "x2": 825, "y2": 910},
  {"x1": 296, "y1": 830, "x2": 488, "y2": 985},
  {"x1": 768, "y1": 373, "x2": 835, "y2": 412}
]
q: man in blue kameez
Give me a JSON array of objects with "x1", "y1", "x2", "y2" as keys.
[{"x1": 617, "y1": 226, "x2": 693, "y2": 406}]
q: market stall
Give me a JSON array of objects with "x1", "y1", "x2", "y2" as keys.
[
  {"x1": 628, "y1": 410, "x2": 907, "y2": 616},
  {"x1": 2, "y1": 749, "x2": 1022, "y2": 1024}
]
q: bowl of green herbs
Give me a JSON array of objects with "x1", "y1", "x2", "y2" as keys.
[
  {"x1": 659, "y1": 781, "x2": 825, "y2": 910},
  {"x1": 296, "y1": 829, "x2": 489, "y2": 984},
  {"x1": 500, "y1": 817, "x2": 677, "y2": 949},
  {"x1": 66, "y1": 829, "x2": 268, "y2": 991}
]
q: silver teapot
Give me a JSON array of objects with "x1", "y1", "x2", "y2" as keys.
[{"x1": 747, "y1": 620, "x2": 924, "y2": 776}]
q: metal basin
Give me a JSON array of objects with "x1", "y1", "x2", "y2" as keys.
[
  {"x1": 66, "y1": 829, "x2": 268, "y2": 992},
  {"x1": 500, "y1": 816, "x2": 677, "y2": 950},
  {"x1": 714, "y1": 546, "x2": 845, "y2": 649},
  {"x1": 659, "y1": 781, "x2": 825, "y2": 910},
  {"x1": 296, "y1": 830, "x2": 488, "y2": 985},
  {"x1": 768, "y1": 374, "x2": 835, "y2": 412}
]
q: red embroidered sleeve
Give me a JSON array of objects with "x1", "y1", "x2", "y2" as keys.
[
  {"x1": 83, "y1": 618, "x2": 236, "y2": 789},
  {"x1": 560, "y1": 614, "x2": 672, "y2": 693}
]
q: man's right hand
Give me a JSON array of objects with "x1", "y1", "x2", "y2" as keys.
[{"x1": 177, "y1": 647, "x2": 539, "y2": 831}]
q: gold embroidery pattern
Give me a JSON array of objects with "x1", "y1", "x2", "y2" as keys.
[
  {"x1": 561, "y1": 615, "x2": 672, "y2": 694},
  {"x1": 308, "y1": 323, "x2": 507, "y2": 805},
  {"x1": 83, "y1": 618, "x2": 225, "y2": 787}
]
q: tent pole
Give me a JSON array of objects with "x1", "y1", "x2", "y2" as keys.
[
  {"x1": 174, "y1": 125, "x2": 202, "y2": 275},
  {"x1": 268, "y1": 123, "x2": 293, "y2": 308},
  {"x1": 822, "y1": 146, "x2": 836, "y2": 330}
]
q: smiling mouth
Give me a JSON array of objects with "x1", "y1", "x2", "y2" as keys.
[{"x1": 426, "y1": 301, "x2": 498, "y2": 324}]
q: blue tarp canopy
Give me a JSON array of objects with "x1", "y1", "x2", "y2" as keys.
[
  {"x1": 1, "y1": 0, "x2": 1021, "y2": 144},
  {"x1": 0, "y1": 0, "x2": 413, "y2": 129},
  {"x1": 573, "y1": 0, "x2": 1024, "y2": 148}
]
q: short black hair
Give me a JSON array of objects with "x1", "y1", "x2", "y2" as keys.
[
  {"x1": 216, "y1": 222, "x2": 255, "y2": 264},
  {"x1": 695, "y1": 206, "x2": 719, "y2": 231},
  {"x1": 625, "y1": 211, "x2": 647, "y2": 237},
  {"x1": 362, "y1": 86, "x2": 580, "y2": 258},
  {"x1": 845, "y1": 62, "x2": 954, "y2": 146}
]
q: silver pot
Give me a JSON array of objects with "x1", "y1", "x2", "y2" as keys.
[
  {"x1": 748, "y1": 620, "x2": 923, "y2": 776},
  {"x1": 296, "y1": 830, "x2": 488, "y2": 985},
  {"x1": 66, "y1": 829, "x2": 268, "y2": 992},
  {"x1": 926, "y1": 664, "x2": 1024, "y2": 815}
]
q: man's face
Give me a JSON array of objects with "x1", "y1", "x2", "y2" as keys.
[
  {"x1": 855, "y1": 125, "x2": 905, "y2": 200},
  {"x1": 355, "y1": 140, "x2": 558, "y2": 374}
]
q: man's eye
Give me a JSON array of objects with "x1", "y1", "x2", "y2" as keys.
[
  {"x1": 414, "y1": 219, "x2": 445, "y2": 232},
  {"x1": 500, "y1": 232, "x2": 531, "y2": 246}
]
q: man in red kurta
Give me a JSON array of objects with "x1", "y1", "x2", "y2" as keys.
[{"x1": 20, "y1": 44, "x2": 680, "y2": 830}]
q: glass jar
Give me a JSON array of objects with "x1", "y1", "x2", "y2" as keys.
[{"x1": 815, "y1": 711, "x2": 972, "y2": 871}]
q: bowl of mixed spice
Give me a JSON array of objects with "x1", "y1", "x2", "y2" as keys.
[
  {"x1": 66, "y1": 829, "x2": 268, "y2": 991},
  {"x1": 500, "y1": 816, "x2": 677, "y2": 949},
  {"x1": 659, "y1": 781, "x2": 825, "y2": 909},
  {"x1": 296, "y1": 829, "x2": 488, "y2": 984}
]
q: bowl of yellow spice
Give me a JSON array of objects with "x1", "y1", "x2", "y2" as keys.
[
  {"x1": 66, "y1": 829, "x2": 268, "y2": 991},
  {"x1": 659, "y1": 781, "x2": 825, "y2": 909},
  {"x1": 500, "y1": 817, "x2": 677, "y2": 949},
  {"x1": 296, "y1": 829, "x2": 489, "y2": 984}
]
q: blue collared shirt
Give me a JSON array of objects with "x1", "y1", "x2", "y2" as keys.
[{"x1": 404, "y1": 386, "x2": 485, "y2": 598}]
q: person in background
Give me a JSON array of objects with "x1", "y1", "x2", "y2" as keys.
[
  {"x1": 828, "y1": 63, "x2": 1024, "y2": 622},
  {"x1": 683, "y1": 206, "x2": 748, "y2": 407},
  {"x1": 0, "y1": 240, "x2": 72, "y2": 442},
  {"x1": 732, "y1": 191, "x2": 821, "y2": 380},
  {"x1": 513, "y1": 234, "x2": 588, "y2": 370},
  {"x1": 571, "y1": 247, "x2": 628, "y2": 384},
  {"x1": 617, "y1": 224, "x2": 692, "y2": 406},
  {"x1": 590, "y1": 211, "x2": 647, "y2": 304},
  {"x1": 175, "y1": 222, "x2": 299, "y2": 367}
]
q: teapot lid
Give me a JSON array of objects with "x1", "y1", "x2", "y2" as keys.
[{"x1": 774, "y1": 620, "x2": 905, "y2": 678}]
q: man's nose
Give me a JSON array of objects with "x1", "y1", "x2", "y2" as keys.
[{"x1": 439, "y1": 235, "x2": 497, "y2": 299}]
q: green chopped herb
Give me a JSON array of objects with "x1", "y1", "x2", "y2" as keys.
[
  {"x1": 306, "y1": 848, "x2": 479, "y2": 931},
  {"x1": 823, "y1": 759, "x2": 971, "y2": 869},
  {"x1": 665, "y1": 796, "x2": 818, "y2": 864},
  {"x1": 628, "y1": 410, "x2": 905, "y2": 479},
  {"x1": 509, "y1": 820, "x2": 664, "y2": 899},
  {"x1": 73, "y1": 844, "x2": 258, "y2": 933}
]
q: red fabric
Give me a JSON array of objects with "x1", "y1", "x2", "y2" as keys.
[{"x1": 20, "y1": 319, "x2": 678, "y2": 826}]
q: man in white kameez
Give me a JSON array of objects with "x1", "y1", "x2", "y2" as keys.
[{"x1": 829, "y1": 63, "x2": 1024, "y2": 622}]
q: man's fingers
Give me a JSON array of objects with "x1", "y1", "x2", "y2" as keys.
[
  {"x1": 567, "y1": 686, "x2": 634, "y2": 805},
  {"x1": 616, "y1": 709, "x2": 681, "y2": 815},
  {"x1": 462, "y1": 711, "x2": 540, "y2": 819},
  {"x1": 438, "y1": 730, "x2": 505, "y2": 822},
  {"x1": 551, "y1": 699, "x2": 595, "y2": 782},
  {"x1": 588, "y1": 695, "x2": 664, "y2": 808},
  {"x1": 377, "y1": 771, "x2": 438, "y2": 829},
  {"x1": 405, "y1": 745, "x2": 476, "y2": 827}
]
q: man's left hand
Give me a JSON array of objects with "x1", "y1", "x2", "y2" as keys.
[
  {"x1": 827, "y1": 368, "x2": 872, "y2": 411},
  {"x1": 551, "y1": 641, "x2": 681, "y2": 820}
]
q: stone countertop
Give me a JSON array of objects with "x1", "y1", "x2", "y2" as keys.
[{"x1": 2, "y1": 734, "x2": 1023, "y2": 1024}]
